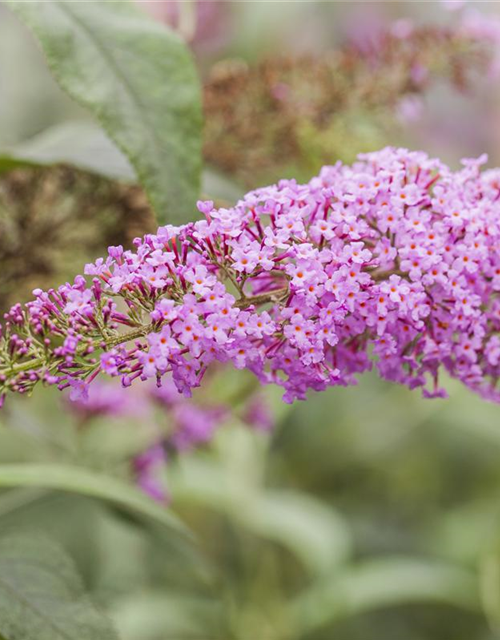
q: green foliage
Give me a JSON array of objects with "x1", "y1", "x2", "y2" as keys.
[
  {"x1": 0, "y1": 121, "x2": 135, "y2": 182},
  {"x1": 171, "y1": 427, "x2": 352, "y2": 577},
  {"x1": 294, "y1": 557, "x2": 480, "y2": 634},
  {"x1": 6, "y1": 0, "x2": 203, "y2": 224},
  {"x1": 0, "y1": 463, "x2": 188, "y2": 536},
  {"x1": 0, "y1": 381, "x2": 498, "y2": 639},
  {"x1": 111, "y1": 592, "x2": 221, "y2": 640},
  {"x1": 0, "y1": 534, "x2": 119, "y2": 640}
]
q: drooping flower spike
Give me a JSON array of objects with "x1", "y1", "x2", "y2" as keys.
[{"x1": 2, "y1": 147, "x2": 500, "y2": 406}]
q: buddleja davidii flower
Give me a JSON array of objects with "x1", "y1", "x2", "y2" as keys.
[{"x1": 3, "y1": 146, "x2": 500, "y2": 406}]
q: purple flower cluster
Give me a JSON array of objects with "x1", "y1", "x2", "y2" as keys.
[
  {"x1": 2, "y1": 147, "x2": 500, "y2": 404},
  {"x1": 151, "y1": 380, "x2": 228, "y2": 450}
]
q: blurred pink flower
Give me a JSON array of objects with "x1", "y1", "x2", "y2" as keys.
[
  {"x1": 68, "y1": 380, "x2": 148, "y2": 420},
  {"x1": 460, "y1": 8, "x2": 500, "y2": 42},
  {"x1": 344, "y1": 5, "x2": 386, "y2": 56},
  {"x1": 460, "y1": 7, "x2": 500, "y2": 78},
  {"x1": 396, "y1": 95, "x2": 424, "y2": 124},
  {"x1": 410, "y1": 62, "x2": 429, "y2": 87},
  {"x1": 243, "y1": 395, "x2": 275, "y2": 433},
  {"x1": 390, "y1": 19, "x2": 414, "y2": 40},
  {"x1": 137, "y1": 0, "x2": 231, "y2": 54},
  {"x1": 133, "y1": 443, "x2": 168, "y2": 503},
  {"x1": 441, "y1": 0, "x2": 467, "y2": 11}
]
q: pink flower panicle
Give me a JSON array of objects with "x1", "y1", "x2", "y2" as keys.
[{"x1": 2, "y1": 147, "x2": 500, "y2": 405}]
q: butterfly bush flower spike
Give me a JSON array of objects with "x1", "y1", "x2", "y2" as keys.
[{"x1": 1, "y1": 147, "x2": 500, "y2": 405}]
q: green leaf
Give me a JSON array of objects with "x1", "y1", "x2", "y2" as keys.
[
  {"x1": 0, "y1": 121, "x2": 135, "y2": 182},
  {"x1": 0, "y1": 463, "x2": 189, "y2": 537},
  {"x1": 110, "y1": 592, "x2": 221, "y2": 640},
  {"x1": 0, "y1": 534, "x2": 119, "y2": 640},
  {"x1": 294, "y1": 556, "x2": 481, "y2": 634},
  {"x1": 478, "y1": 537, "x2": 500, "y2": 631},
  {"x1": 238, "y1": 491, "x2": 352, "y2": 576},
  {"x1": 171, "y1": 455, "x2": 352, "y2": 576},
  {"x1": 201, "y1": 167, "x2": 245, "y2": 204},
  {"x1": 6, "y1": 0, "x2": 202, "y2": 224}
]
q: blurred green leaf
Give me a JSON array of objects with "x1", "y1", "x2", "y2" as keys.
[
  {"x1": 0, "y1": 534, "x2": 119, "y2": 640},
  {"x1": 425, "y1": 500, "x2": 500, "y2": 565},
  {"x1": 479, "y1": 542, "x2": 500, "y2": 632},
  {"x1": 172, "y1": 454, "x2": 351, "y2": 576},
  {"x1": 111, "y1": 592, "x2": 220, "y2": 640},
  {"x1": 0, "y1": 492, "x2": 113, "y2": 584},
  {"x1": 0, "y1": 121, "x2": 135, "y2": 182},
  {"x1": 240, "y1": 491, "x2": 352, "y2": 576},
  {"x1": 294, "y1": 557, "x2": 481, "y2": 634},
  {"x1": 201, "y1": 167, "x2": 245, "y2": 204},
  {"x1": 0, "y1": 463, "x2": 189, "y2": 537},
  {"x1": 0, "y1": 491, "x2": 214, "y2": 603},
  {"x1": 6, "y1": 0, "x2": 202, "y2": 223}
]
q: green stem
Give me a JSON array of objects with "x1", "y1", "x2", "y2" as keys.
[{"x1": 235, "y1": 287, "x2": 289, "y2": 309}]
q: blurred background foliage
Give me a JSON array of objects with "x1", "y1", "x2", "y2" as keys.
[{"x1": 1, "y1": 1, "x2": 500, "y2": 639}]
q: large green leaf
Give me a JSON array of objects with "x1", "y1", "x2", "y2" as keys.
[
  {"x1": 294, "y1": 556, "x2": 481, "y2": 633},
  {"x1": 0, "y1": 122, "x2": 246, "y2": 202},
  {"x1": 6, "y1": 0, "x2": 202, "y2": 224},
  {"x1": 0, "y1": 121, "x2": 135, "y2": 182},
  {"x1": 0, "y1": 463, "x2": 189, "y2": 537},
  {"x1": 0, "y1": 534, "x2": 119, "y2": 640}
]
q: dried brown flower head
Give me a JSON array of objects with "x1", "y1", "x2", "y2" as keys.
[
  {"x1": 0, "y1": 166, "x2": 155, "y2": 310},
  {"x1": 203, "y1": 25, "x2": 489, "y2": 186}
]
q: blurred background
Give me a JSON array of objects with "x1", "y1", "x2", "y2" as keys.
[{"x1": 2, "y1": 1, "x2": 500, "y2": 639}]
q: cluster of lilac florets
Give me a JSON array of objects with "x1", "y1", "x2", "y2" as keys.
[{"x1": 2, "y1": 147, "x2": 500, "y2": 405}]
